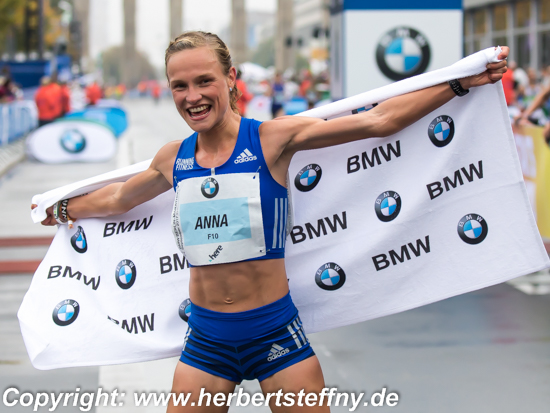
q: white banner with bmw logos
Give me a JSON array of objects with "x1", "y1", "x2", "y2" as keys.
[{"x1": 21, "y1": 48, "x2": 550, "y2": 369}]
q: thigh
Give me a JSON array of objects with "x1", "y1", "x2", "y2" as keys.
[
  {"x1": 167, "y1": 361, "x2": 238, "y2": 413},
  {"x1": 259, "y1": 355, "x2": 330, "y2": 413}
]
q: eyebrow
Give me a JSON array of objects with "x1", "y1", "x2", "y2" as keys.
[{"x1": 170, "y1": 73, "x2": 215, "y2": 88}]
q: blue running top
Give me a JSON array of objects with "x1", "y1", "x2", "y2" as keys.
[{"x1": 172, "y1": 117, "x2": 288, "y2": 265}]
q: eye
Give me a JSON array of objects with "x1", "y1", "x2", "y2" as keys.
[
  {"x1": 172, "y1": 83, "x2": 186, "y2": 90},
  {"x1": 200, "y1": 78, "x2": 212, "y2": 85}
]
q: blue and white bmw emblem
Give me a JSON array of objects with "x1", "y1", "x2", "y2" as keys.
[
  {"x1": 115, "y1": 259, "x2": 137, "y2": 289},
  {"x1": 52, "y1": 299, "x2": 80, "y2": 326},
  {"x1": 294, "y1": 164, "x2": 322, "y2": 192},
  {"x1": 428, "y1": 115, "x2": 455, "y2": 147},
  {"x1": 60, "y1": 129, "x2": 87, "y2": 153},
  {"x1": 315, "y1": 262, "x2": 346, "y2": 291},
  {"x1": 178, "y1": 298, "x2": 192, "y2": 322},
  {"x1": 376, "y1": 27, "x2": 431, "y2": 81},
  {"x1": 201, "y1": 177, "x2": 219, "y2": 198},
  {"x1": 457, "y1": 213, "x2": 488, "y2": 245},
  {"x1": 375, "y1": 191, "x2": 402, "y2": 222},
  {"x1": 70, "y1": 226, "x2": 88, "y2": 253}
]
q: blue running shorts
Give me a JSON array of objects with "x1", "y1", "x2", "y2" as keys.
[{"x1": 179, "y1": 292, "x2": 315, "y2": 382}]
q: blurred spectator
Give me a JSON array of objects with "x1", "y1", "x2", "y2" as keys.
[
  {"x1": 137, "y1": 80, "x2": 148, "y2": 97},
  {"x1": 299, "y1": 70, "x2": 317, "y2": 109},
  {"x1": 86, "y1": 81, "x2": 103, "y2": 106},
  {"x1": 151, "y1": 82, "x2": 161, "y2": 104},
  {"x1": 270, "y1": 72, "x2": 285, "y2": 119},
  {"x1": 518, "y1": 68, "x2": 542, "y2": 109},
  {"x1": 235, "y1": 70, "x2": 253, "y2": 117},
  {"x1": 501, "y1": 61, "x2": 517, "y2": 107},
  {"x1": 35, "y1": 76, "x2": 63, "y2": 127},
  {"x1": 59, "y1": 81, "x2": 71, "y2": 115},
  {"x1": 517, "y1": 84, "x2": 550, "y2": 142}
]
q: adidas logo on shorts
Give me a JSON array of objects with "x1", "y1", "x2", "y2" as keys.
[
  {"x1": 234, "y1": 148, "x2": 257, "y2": 164},
  {"x1": 267, "y1": 343, "x2": 290, "y2": 361}
]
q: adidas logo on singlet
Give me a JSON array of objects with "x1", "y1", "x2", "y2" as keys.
[
  {"x1": 234, "y1": 148, "x2": 257, "y2": 164},
  {"x1": 267, "y1": 343, "x2": 289, "y2": 362}
]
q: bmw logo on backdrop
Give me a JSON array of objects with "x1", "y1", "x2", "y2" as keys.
[
  {"x1": 295, "y1": 164, "x2": 323, "y2": 192},
  {"x1": 315, "y1": 262, "x2": 346, "y2": 291},
  {"x1": 178, "y1": 298, "x2": 192, "y2": 322},
  {"x1": 375, "y1": 191, "x2": 402, "y2": 222},
  {"x1": 428, "y1": 116, "x2": 455, "y2": 147},
  {"x1": 457, "y1": 214, "x2": 488, "y2": 245},
  {"x1": 201, "y1": 177, "x2": 219, "y2": 198},
  {"x1": 60, "y1": 129, "x2": 87, "y2": 153},
  {"x1": 52, "y1": 299, "x2": 80, "y2": 326},
  {"x1": 115, "y1": 259, "x2": 137, "y2": 289},
  {"x1": 376, "y1": 27, "x2": 431, "y2": 81},
  {"x1": 70, "y1": 226, "x2": 88, "y2": 253}
]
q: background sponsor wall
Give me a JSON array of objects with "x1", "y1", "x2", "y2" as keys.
[{"x1": 330, "y1": 0, "x2": 463, "y2": 99}]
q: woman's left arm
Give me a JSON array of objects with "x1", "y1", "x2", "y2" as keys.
[{"x1": 265, "y1": 47, "x2": 509, "y2": 158}]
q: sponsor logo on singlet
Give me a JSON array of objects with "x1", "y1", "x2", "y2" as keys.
[
  {"x1": 267, "y1": 343, "x2": 290, "y2": 361},
  {"x1": 176, "y1": 157, "x2": 194, "y2": 171},
  {"x1": 457, "y1": 213, "x2": 488, "y2": 245},
  {"x1": 234, "y1": 148, "x2": 257, "y2": 163}
]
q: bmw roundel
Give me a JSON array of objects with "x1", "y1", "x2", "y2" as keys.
[
  {"x1": 315, "y1": 262, "x2": 346, "y2": 291},
  {"x1": 294, "y1": 164, "x2": 322, "y2": 192},
  {"x1": 60, "y1": 129, "x2": 87, "y2": 153},
  {"x1": 201, "y1": 177, "x2": 219, "y2": 198},
  {"x1": 70, "y1": 226, "x2": 88, "y2": 253},
  {"x1": 457, "y1": 213, "x2": 488, "y2": 245},
  {"x1": 115, "y1": 259, "x2": 137, "y2": 289},
  {"x1": 375, "y1": 191, "x2": 402, "y2": 222},
  {"x1": 428, "y1": 116, "x2": 455, "y2": 147},
  {"x1": 178, "y1": 298, "x2": 192, "y2": 322},
  {"x1": 376, "y1": 27, "x2": 431, "y2": 81},
  {"x1": 52, "y1": 299, "x2": 80, "y2": 326}
]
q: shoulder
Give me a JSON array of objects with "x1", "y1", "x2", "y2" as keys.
[{"x1": 151, "y1": 139, "x2": 182, "y2": 174}]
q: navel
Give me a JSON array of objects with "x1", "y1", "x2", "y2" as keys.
[{"x1": 224, "y1": 298, "x2": 234, "y2": 305}]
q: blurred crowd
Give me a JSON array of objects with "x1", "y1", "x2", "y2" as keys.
[
  {"x1": 504, "y1": 62, "x2": 550, "y2": 141},
  {"x1": 0, "y1": 69, "x2": 23, "y2": 103}
]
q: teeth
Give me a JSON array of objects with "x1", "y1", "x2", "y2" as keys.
[{"x1": 189, "y1": 105, "x2": 209, "y2": 113}]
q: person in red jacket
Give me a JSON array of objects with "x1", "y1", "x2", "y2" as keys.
[
  {"x1": 85, "y1": 81, "x2": 102, "y2": 106},
  {"x1": 35, "y1": 77, "x2": 63, "y2": 127},
  {"x1": 235, "y1": 70, "x2": 253, "y2": 116},
  {"x1": 59, "y1": 81, "x2": 71, "y2": 115}
]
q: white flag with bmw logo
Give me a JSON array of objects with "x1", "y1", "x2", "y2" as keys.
[{"x1": 21, "y1": 48, "x2": 550, "y2": 369}]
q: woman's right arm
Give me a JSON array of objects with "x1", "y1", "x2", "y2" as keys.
[{"x1": 36, "y1": 140, "x2": 180, "y2": 226}]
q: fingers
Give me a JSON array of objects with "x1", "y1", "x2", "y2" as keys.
[
  {"x1": 497, "y1": 46, "x2": 510, "y2": 60},
  {"x1": 487, "y1": 60, "x2": 507, "y2": 70},
  {"x1": 31, "y1": 204, "x2": 37, "y2": 210}
]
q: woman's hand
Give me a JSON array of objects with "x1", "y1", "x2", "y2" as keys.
[
  {"x1": 460, "y1": 46, "x2": 510, "y2": 90},
  {"x1": 31, "y1": 203, "x2": 57, "y2": 226}
]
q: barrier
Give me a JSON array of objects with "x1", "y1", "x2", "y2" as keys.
[
  {"x1": 513, "y1": 125, "x2": 550, "y2": 239},
  {"x1": 0, "y1": 101, "x2": 38, "y2": 146}
]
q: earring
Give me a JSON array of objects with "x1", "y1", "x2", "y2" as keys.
[{"x1": 229, "y1": 87, "x2": 233, "y2": 92}]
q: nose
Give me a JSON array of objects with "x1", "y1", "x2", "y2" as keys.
[{"x1": 186, "y1": 85, "x2": 202, "y2": 104}]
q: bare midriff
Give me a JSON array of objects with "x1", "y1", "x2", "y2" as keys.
[{"x1": 189, "y1": 258, "x2": 289, "y2": 312}]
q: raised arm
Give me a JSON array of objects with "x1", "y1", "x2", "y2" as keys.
[
  {"x1": 34, "y1": 140, "x2": 180, "y2": 226},
  {"x1": 521, "y1": 84, "x2": 550, "y2": 119},
  {"x1": 261, "y1": 47, "x2": 509, "y2": 168}
]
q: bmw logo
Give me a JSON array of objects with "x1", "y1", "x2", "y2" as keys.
[
  {"x1": 428, "y1": 116, "x2": 455, "y2": 147},
  {"x1": 201, "y1": 177, "x2": 219, "y2": 198},
  {"x1": 294, "y1": 164, "x2": 322, "y2": 192},
  {"x1": 457, "y1": 213, "x2": 488, "y2": 245},
  {"x1": 178, "y1": 298, "x2": 192, "y2": 322},
  {"x1": 376, "y1": 27, "x2": 431, "y2": 81},
  {"x1": 52, "y1": 299, "x2": 80, "y2": 326},
  {"x1": 375, "y1": 191, "x2": 402, "y2": 222},
  {"x1": 115, "y1": 259, "x2": 137, "y2": 289},
  {"x1": 60, "y1": 129, "x2": 87, "y2": 153},
  {"x1": 70, "y1": 226, "x2": 88, "y2": 253},
  {"x1": 315, "y1": 262, "x2": 346, "y2": 291}
]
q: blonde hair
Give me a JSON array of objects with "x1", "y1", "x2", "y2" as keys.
[{"x1": 165, "y1": 31, "x2": 240, "y2": 114}]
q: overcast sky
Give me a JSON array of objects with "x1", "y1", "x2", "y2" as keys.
[{"x1": 89, "y1": 0, "x2": 277, "y2": 69}]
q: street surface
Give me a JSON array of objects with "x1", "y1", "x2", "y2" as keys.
[{"x1": 1, "y1": 97, "x2": 549, "y2": 412}]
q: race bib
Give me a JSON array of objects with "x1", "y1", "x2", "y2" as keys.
[{"x1": 172, "y1": 172, "x2": 266, "y2": 265}]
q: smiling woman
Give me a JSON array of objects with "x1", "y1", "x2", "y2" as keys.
[{"x1": 32, "y1": 30, "x2": 508, "y2": 413}]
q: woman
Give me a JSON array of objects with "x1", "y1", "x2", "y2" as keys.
[{"x1": 35, "y1": 32, "x2": 508, "y2": 412}]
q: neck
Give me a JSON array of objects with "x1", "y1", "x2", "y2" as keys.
[{"x1": 197, "y1": 110, "x2": 241, "y2": 155}]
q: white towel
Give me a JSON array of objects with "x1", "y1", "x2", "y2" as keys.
[{"x1": 20, "y1": 48, "x2": 550, "y2": 369}]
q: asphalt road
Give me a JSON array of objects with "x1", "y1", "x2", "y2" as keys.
[{"x1": 1, "y1": 97, "x2": 549, "y2": 412}]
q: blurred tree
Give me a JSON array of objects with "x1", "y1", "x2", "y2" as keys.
[
  {"x1": 101, "y1": 45, "x2": 157, "y2": 87},
  {"x1": 251, "y1": 37, "x2": 275, "y2": 68}
]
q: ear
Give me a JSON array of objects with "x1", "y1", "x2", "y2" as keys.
[{"x1": 227, "y1": 66, "x2": 237, "y2": 89}]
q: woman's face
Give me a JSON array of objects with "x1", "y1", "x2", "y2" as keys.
[{"x1": 166, "y1": 47, "x2": 235, "y2": 133}]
